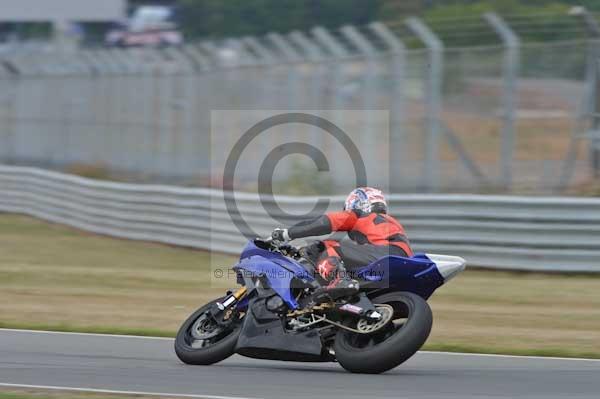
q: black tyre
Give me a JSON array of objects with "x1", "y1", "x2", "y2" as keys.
[
  {"x1": 333, "y1": 291, "x2": 432, "y2": 374},
  {"x1": 174, "y1": 298, "x2": 243, "y2": 365}
]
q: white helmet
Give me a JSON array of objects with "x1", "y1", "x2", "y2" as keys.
[{"x1": 343, "y1": 187, "x2": 387, "y2": 214}]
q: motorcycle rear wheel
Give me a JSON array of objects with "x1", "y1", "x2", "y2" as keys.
[
  {"x1": 174, "y1": 297, "x2": 243, "y2": 365},
  {"x1": 333, "y1": 291, "x2": 432, "y2": 374}
]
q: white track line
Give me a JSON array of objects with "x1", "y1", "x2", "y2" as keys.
[
  {"x1": 0, "y1": 383, "x2": 262, "y2": 399},
  {"x1": 0, "y1": 328, "x2": 173, "y2": 341},
  {"x1": 2, "y1": 328, "x2": 600, "y2": 362},
  {"x1": 419, "y1": 351, "x2": 600, "y2": 363}
]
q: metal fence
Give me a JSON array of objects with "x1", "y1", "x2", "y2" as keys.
[
  {"x1": 0, "y1": 17, "x2": 599, "y2": 194},
  {"x1": 1, "y1": 164, "x2": 599, "y2": 272}
]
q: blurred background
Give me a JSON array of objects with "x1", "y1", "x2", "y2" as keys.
[
  {"x1": 2, "y1": 0, "x2": 600, "y2": 194},
  {"x1": 1, "y1": 1, "x2": 600, "y2": 384}
]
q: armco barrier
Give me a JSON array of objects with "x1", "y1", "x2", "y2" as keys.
[{"x1": 0, "y1": 165, "x2": 599, "y2": 272}]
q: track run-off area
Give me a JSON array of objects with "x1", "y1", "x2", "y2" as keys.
[{"x1": 1, "y1": 329, "x2": 599, "y2": 399}]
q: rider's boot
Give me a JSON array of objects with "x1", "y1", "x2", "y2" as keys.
[
  {"x1": 324, "y1": 274, "x2": 360, "y2": 298},
  {"x1": 314, "y1": 256, "x2": 359, "y2": 301}
]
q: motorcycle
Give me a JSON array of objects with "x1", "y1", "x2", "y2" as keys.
[{"x1": 175, "y1": 238, "x2": 465, "y2": 374}]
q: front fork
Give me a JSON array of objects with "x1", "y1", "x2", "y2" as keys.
[
  {"x1": 209, "y1": 286, "x2": 248, "y2": 327},
  {"x1": 216, "y1": 286, "x2": 247, "y2": 311}
]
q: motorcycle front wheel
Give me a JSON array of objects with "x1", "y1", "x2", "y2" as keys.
[
  {"x1": 333, "y1": 291, "x2": 432, "y2": 374},
  {"x1": 174, "y1": 297, "x2": 244, "y2": 365}
]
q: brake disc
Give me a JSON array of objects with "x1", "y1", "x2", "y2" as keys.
[
  {"x1": 191, "y1": 314, "x2": 222, "y2": 340},
  {"x1": 356, "y1": 304, "x2": 394, "y2": 333}
]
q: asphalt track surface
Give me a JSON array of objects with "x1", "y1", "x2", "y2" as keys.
[{"x1": 1, "y1": 329, "x2": 599, "y2": 399}]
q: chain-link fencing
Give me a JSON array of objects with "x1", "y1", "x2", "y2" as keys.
[{"x1": 0, "y1": 17, "x2": 598, "y2": 194}]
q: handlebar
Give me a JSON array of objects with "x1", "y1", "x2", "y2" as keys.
[{"x1": 253, "y1": 238, "x2": 302, "y2": 259}]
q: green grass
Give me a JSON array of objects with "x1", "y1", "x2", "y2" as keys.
[
  {"x1": 2, "y1": 214, "x2": 600, "y2": 359},
  {"x1": 0, "y1": 394, "x2": 34, "y2": 399}
]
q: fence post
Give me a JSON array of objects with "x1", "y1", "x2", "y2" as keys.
[
  {"x1": 163, "y1": 46, "x2": 196, "y2": 74},
  {"x1": 369, "y1": 22, "x2": 407, "y2": 191},
  {"x1": 267, "y1": 32, "x2": 302, "y2": 112},
  {"x1": 181, "y1": 45, "x2": 213, "y2": 179},
  {"x1": 406, "y1": 17, "x2": 443, "y2": 192},
  {"x1": 163, "y1": 48, "x2": 193, "y2": 177},
  {"x1": 311, "y1": 26, "x2": 351, "y2": 185},
  {"x1": 340, "y1": 25, "x2": 381, "y2": 186},
  {"x1": 484, "y1": 12, "x2": 520, "y2": 190},
  {"x1": 242, "y1": 36, "x2": 277, "y2": 63},
  {"x1": 242, "y1": 36, "x2": 285, "y2": 177},
  {"x1": 573, "y1": 7, "x2": 600, "y2": 179},
  {"x1": 266, "y1": 33, "x2": 304, "y2": 181},
  {"x1": 12, "y1": 66, "x2": 23, "y2": 165},
  {"x1": 242, "y1": 36, "x2": 283, "y2": 108},
  {"x1": 312, "y1": 26, "x2": 349, "y2": 111},
  {"x1": 289, "y1": 30, "x2": 325, "y2": 110},
  {"x1": 593, "y1": 57, "x2": 600, "y2": 181},
  {"x1": 182, "y1": 44, "x2": 212, "y2": 72},
  {"x1": 289, "y1": 31, "x2": 326, "y2": 149},
  {"x1": 267, "y1": 33, "x2": 302, "y2": 61},
  {"x1": 0, "y1": 65, "x2": 6, "y2": 162},
  {"x1": 0, "y1": 63, "x2": 17, "y2": 164}
]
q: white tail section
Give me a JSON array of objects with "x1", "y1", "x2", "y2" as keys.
[{"x1": 426, "y1": 254, "x2": 466, "y2": 282}]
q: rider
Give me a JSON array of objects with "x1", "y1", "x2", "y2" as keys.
[{"x1": 271, "y1": 187, "x2": 413, "y2": 298}]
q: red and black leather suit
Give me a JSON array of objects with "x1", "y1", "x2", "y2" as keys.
[{"x1": 288, "y1": 209, "x2": 413, "y2": 280}]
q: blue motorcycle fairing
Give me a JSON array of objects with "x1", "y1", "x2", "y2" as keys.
[
  {"x1": 233, "y1": 240, "x2": 315, "y2": 309},
  {"x1": 233, "y1": 241, "x2": 446, "y2": 309},
  {"x1": 354, "y1": 253, "x2": 445, "y2": 299}
]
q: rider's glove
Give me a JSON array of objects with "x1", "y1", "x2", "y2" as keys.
[
  {"x1": 300, "y1": 240, "x2": 325, "y2": 263},
  {"x1": 271, "y1": 228, "x2": 290, "y2": 243},
  {"x1": 278, "y1": 244, "x2": 296, "y2": 257}
]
